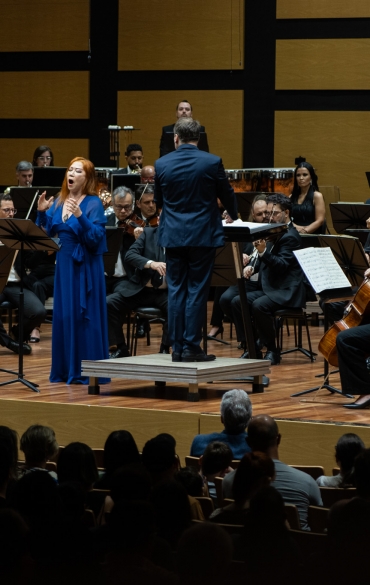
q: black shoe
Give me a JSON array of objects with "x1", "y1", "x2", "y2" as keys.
[
  {"x1": 343, "y1": 397, "x2": 370, "y2": 409},
  {"x1": 109, "y1": 345, "x2": 130, "y2": 359},
  {"x1": 159, "y1": 343, "x2": 170, "y2": 354},
  {"x1": 264, "y1": 350, "x2": 280, "y2": 365},
  {"x1": 7, "y1": 339, "x2": 32, "y2": 356},
  {"x1": 240, "y1": 348, "x2": 263, "y2": 359},
  {"x1": 182, "y1": 350, "x2": 216, "y2": 362},
  {"x1": 172, "y1": 352, "x2": 182, "y2": 362}
]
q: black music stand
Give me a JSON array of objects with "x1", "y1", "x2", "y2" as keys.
[
  {"x1": 9, "y1": 187, "x2": 60, "y2": 223},
  {"x1": 110, "y1": 174, "x2": 140, "y2": 194},
  {"x1": 291, "y1": 234, "x2": 366, "y2": 398},
  {"x1": 330, "y1": 203, "x2": 370, "y2": 232},
  {"x1": 33, "y1": 167, "x2": 67, "y2": 187},
  {"x1": 0, "y1": 219, "x2": 60, "y2": 392}
]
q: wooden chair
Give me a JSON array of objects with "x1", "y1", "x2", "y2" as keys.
[
  {"x1": 92, "y1": 448, "x2": 105, "y2": 470},
  {"x1": 214, "y1": 476, "x2": 224, "y2": 508},
  {"x1": 82, "y1": 508, "x2": 96, "y2": 528},
  {"x1": 185, "y1": 455, "x2": 240, "y2": 470},
  {"x1": 284, "y1": 503, "x2": 301, "y2": 530},
  {"x1": 308, "y1": 505, "x2": 329, "y2": 533},
  {"x1": 290, "y1": 465, "x2": 325, "y2": 480},
  {"x1": 195, "y1": 496, "x2": 214, "y2": 519},
  {"x1": 213, "y1": 522, "x2": 244, "y2": 536},
  {"x1": 289, "y1": 529, "x2": 327, "y2": 558},
  {"x1": 319, "y1": 487, "x2": 355, "y2": 508},
  {"x1": 332, "y1": 467, "x2": 340, "y2": 476}
]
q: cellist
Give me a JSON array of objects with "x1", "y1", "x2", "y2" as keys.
[{"x1": 338, "y1": 265, "x2": 370, "y2": 410}]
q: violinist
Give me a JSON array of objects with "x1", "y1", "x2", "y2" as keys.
[
  {"x1": 132, "y1": 184, "x2": 160, "y2": 239},
  {"x1": 337, "y1": 267, "x2": 370, "y2": 410},
  {"x1": 226, "y1": 193, "x2": 306, "y2": 365},
  {"x1": 105, "y1": 186, "x2": 136, "y2": 358}
]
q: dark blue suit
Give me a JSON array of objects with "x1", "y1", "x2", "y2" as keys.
[{"x1": 154, "y1": 143, "x2": 237, "y2": 355}]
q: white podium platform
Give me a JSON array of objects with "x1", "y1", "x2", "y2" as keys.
[{"x1": 82, "y1": 354, "x2": 270, "y2": 401}]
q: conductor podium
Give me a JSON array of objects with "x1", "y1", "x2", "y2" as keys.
[{"x1": 82, "y1": 221, "x2": 278, "y2": 401}]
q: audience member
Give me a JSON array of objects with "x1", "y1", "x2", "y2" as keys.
[
  {"x1": 175, "y1": 467, "x2": 205, "y2": 521},
  {"x1": 95, "y1": 430, "x2": 141, "y2": 489},
  {"x1": 0, "y1": 509, "x2": 31, "y2": 585},
  {"x1": 19, "y1": 424, "x2": 58, "y2": 479},
  {"x1": 222, "y1": 415, "x2": 322, "y2": 529},
  {"x1": 190, "y1": 389, "x2": 252, "y2": 458},
  {"x1": 0, "y1": 436, "x2": 17, "y2": 508},
  {"x1": 209, "y1": 451, "x2": 275, "y2": 524},
  {"x1": 142, "y1": 434, "x2": 179, "y2": 485},
  {"x1": 316, "y1": 433, "x2": 365, "y2": 488},
  {"x1": 201, "y1": 441, "x2": 233, "y2": 501},
  {"x1": 150, "y1": 479, "x2": 192, "y2": 549},
  {"x1": 176, "y1": 522, "x2": 233, "y2": 585}
]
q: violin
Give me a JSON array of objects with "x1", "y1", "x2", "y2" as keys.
[
  {"x1": 119, "y1": 213, "x2": 160, "y2": 235},
  {"x1": 318, "y1": 277, "x2": 370, "y2": 366}
]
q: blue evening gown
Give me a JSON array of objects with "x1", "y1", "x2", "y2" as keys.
[{"x1": 37, "y1": 196, "x2": 110, "y2": 384}]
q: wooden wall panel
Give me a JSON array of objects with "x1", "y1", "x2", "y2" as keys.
[
  {"x1": 117, "y1": 90, "x2": 243, "y2": 169},
  {"x1": 276, "y1": 39, "x2": 370, "y2": 90},
  {"x1": 0, "y1": 72, "x2": 89, "y2": 119},
  {"x1": 118, "y1": 0, "x2": 244, "y2": 71},
  {"x1": 274, "y1": 111, "x2": 370, "y2": 202},
  {"x1": 277, "y1": 0, "x2": 370, "y2": 19},
  {"x1": 0, "y1": 0, "x2": 89, "y2": 52},
  {"x1": 0, "y1": 399, "x2": 199, "y2": 465},
  {"x1": 0, "y1": 139, "x2": 89, "y2": 187}
]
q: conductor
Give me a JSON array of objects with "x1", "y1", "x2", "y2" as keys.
[{"x1": 154, "y1": 117, "x2": 238, "y2": 362}]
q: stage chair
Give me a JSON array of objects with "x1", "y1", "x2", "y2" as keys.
[
  {"x1": 308, "y1": 505, "x2": 329, "y2": 534},
  {"x1": 195, "y1": 496, "x2": 214, "y2": 519},
  {"x1": 92, "y1": 448, "x2": 105, "y2": 470},
  {"x1": 0, "y1": 300, "x2": 16, "y2": 334},
  {"x1": 319, "y1": 487, "x2": 355, "y2": 508},
  {"x1": 130, "y1": 307, "x2": 165, "y2": 356},
  {"x1": 284, "y1": 504, "x2": 301, "y2": 530},
  {"x1": 274, "y1": 308, "x2": 316, "y2": 362},
  {"x1": 290, "y1": 465, "x2": 325, "y2": 480}
]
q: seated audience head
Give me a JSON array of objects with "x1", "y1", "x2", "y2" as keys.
[
  {"x1": 0, "y1": 194, "x2": 16, "y2": 218},
  {"x1": 112, "y1": 186, "x2": 134, "y2": 222},
  {"x1": 15, "y1": 161, "x2": 33, "y2": 187},
  {"x1": 292, "y1": 161, "x2": 319, "y2": 198},
  {"x1": 57, "y1": 442, "x2": 98, "y2": 491},
  {"x1": 10, "y1": 469, "x2": 61, "y2": 529},
  {"x1": 124, "y1": 144, "x2": 143, "y2": 171},
  {"x1": 177, "y1": 522, "x2": 233, "y2": 585},
  {"x1": 248, "y1": 485, "x2": 287, "y2": 532},
  {"x1": 354, "y1": 448, "x2": 370, "y2": 498},
  {"x1": 108, "y1": 499, "x2": 156, "y2": 551},
  {"x1": 266, "y1": 193, "x2": 292, "y2": 225},
  {"x1": 150, "y1": 479, "x2": 191, "y2": 548},
  {"x1": 20, "y1": 424, "x2": 58, "y2": 468},
  {"x1": 176, "y1": 99, "x2": 193, "y2": 119},
  {"x1": 220, "y1": 389, "x2": 252, "y2": 434},
  {"x1": 140, "y1": 165, "x2": 155, "y2": 184},
  {"x1": 103, "y1": 430, "x2": 140, "y2": 477},
  {"x1": 142, "y1": 434, "x2": 178, "y2": 484},
  {"x1": 32, "y1": 145, "x2": 54, "y2": 167},
  {"x1": 136, "y1": 184, "x2": 156, "y2": 219},
  {"x1": 0, "y1": 509, "x2": 30, "y2": 582},
  {"x1": 201, "y1": 441, "x2": 233, "y2": 481},
  {"x1": 174, "y1": 118, "x2": 201, "y2": 146},
  {"x1": 110, "y1": 466, "x2": 152, "y2": 504},
  {"x1": 0, "y1": 425, "x2": 18, "y2": 481},
  {"x1": 232, "y1": 452, "x2": 275, "y2": 505},
  {"x1": 175, "y1": 467, "x2": 204, "y2": 497},
  {"x1": 247, "y1": 415, "x2": 281, "y2": 456},
  {"x1": 335, "y1": 433, "x2": 365, "y2": 484}
]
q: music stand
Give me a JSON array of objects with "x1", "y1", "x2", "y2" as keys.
[
  {"x1": 103, "y1": 226, "x2": 123, "y2": 276},
  {"x1": 345, "y1": 229, "x2": 369, "y2": 246},
  {"x1": 0, "y1": 219, "x2": 60, "y2": 392},
  {"x1": 330, "y1": 202, "x2": 370, "y2": 232},
  {"x1": 291, "y1": 234, "x2": 366, "y2": 398},
  {"x1": 110, "y1": 174, "x2": 140, "y2": 194},
  {"x1": 9, "y1": 187, "x2": 60, "y2": 222},
  {"x1": 33, "y1": 167, "x2": 67, "y2": 187}
]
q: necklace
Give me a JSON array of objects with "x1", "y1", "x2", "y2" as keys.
[{"x1": 62, "y1": 195, "x2": 84, "y2": 223}]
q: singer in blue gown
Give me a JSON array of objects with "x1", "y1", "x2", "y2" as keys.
[{"x1": 37, "y1": 157, "x2": 110, "y2": 384}]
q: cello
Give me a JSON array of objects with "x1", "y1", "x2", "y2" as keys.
[{"x1": 318, "y1": 277, "x2": 370, "y2": 366}]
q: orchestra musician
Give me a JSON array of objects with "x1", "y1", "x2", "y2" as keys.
[
  {"x1": 227, "y1": 193, "x2": 305, "y2": 366},
  {"x1": 132, "y1": 184, "x2": 159, "y2": 240},
  {"x1": 154, "y1": 117, "x2": 237, "y2": 363},
  {"x1": 159, "y1": 100, "x2": 208, "y2": 158},
  {"x1": 114, "y1": 144, "x2": 143, "y2": 175},
  {"x1": 215, "y1": 195, "x2": 270, "y2": 342},
  {"x1": 105, "y1": 186, "x2": 136, "y2": 358},
  {"x1": 140, "y1": 165, "x2": 155, "y2": 184},
  {"x1": 4, "y1": 161, "x2": 34, "y2": 194},
  {"x1": 337, "y1": 267, "x2": 370, "y2": 410}
]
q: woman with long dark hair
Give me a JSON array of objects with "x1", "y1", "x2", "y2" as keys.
[
  {"x1": 290, "y1": 162, "x2": 326, "y2": 234},
  {"x1": 32, "y1": 145, "x2": 54, "y2": 167},
  {"x1": 36, "y1": 157, "x2": 109, "y2": 384}
]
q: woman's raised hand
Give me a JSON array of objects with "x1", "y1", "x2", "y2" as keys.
[{"x1": 37, "y1": 191, "x2": 53, "y2": 212}]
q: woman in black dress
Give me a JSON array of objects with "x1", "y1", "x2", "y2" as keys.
[{"x1": 290, "y1": 162, "x2": 326, "y2": 234}]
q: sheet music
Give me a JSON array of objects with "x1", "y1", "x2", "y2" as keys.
[
  {"x1": 294, "y1": 247, "x2": 351, "y2": 293},
  {"x1": 222, "y1": 218, "x2": 258, "y2": 228}
]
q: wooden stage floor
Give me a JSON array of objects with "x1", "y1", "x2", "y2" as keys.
[{"x1": 0, "y1": 306, "x2": 368, "y2": 425}]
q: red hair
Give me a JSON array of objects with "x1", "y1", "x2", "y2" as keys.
[{"x1": 58, "y1": 157, "x2": 98, "y2": 205}]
